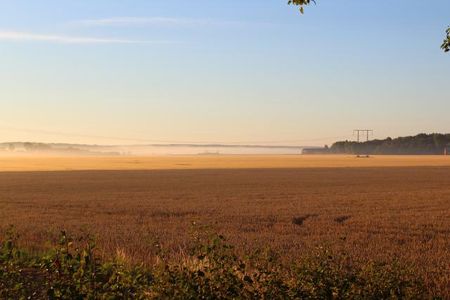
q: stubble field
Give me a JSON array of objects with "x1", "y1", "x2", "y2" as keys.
[{"x1": 0, "y1": 155, "x2": 449, "y2": 295}]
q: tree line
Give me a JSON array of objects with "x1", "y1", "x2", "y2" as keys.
[{"x1": 330, "y1": 133, "x2": 450, "y2": 155}]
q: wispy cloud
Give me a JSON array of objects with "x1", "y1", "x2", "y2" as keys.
[
  {"x1": 75, "y1": 17, "x2": 264, "y2": 28},
  {"x1": 0, "y1": 30, "x2": 173, "y2": 44}
]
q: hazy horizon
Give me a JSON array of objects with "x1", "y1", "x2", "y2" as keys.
[{"x1": 1, "y1": 0, "x2": 449, "y2": 146}]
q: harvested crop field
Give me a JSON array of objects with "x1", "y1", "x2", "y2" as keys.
[
  {"x1": 1, "y1": 154, "x2": 450, "y2": 171},
  {"x1": 0, "y1": 156, "x2": 449, "y2": 295}
]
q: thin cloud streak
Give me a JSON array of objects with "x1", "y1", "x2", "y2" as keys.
[
  {"x1": 75, "y1": 17, "x2": 268, "y2": 28},
  {"x1": 0, "y1": 30, "x2": 175, "y2": 44}
]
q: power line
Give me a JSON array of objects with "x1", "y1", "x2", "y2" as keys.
[{"x1": 0, "y1": 125, "x2": 353, "y2": 146}]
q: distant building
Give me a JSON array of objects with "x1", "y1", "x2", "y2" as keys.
[
  {"x1": 11, "y1": 143, "x2": 27, "y2": 152},
  {"x1": 302, "y1": 147, "x2": 329, "y2": 155}
]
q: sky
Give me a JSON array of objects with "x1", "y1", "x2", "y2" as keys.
[{"x1": 0, "y1": 0, "x2": 449, "y2": 146}]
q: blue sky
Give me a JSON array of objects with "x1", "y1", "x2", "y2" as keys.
[{"x1": 0, "y1": 0, "x2": 449, "y2": 145}]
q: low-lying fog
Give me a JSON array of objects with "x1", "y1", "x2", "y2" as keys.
[{"x1": 0, "y1": 142, "x2": 305, "y2": 156}]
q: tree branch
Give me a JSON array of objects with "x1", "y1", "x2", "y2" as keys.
[
  {"x1": 288, "y1": 1, "x2": 449, "y2": 53},
  {"x1": 287, "y1": 0, "x2": 315, "y2": 14},
  {"x1": 442, "y1": 27, "x2": 450, "y2": 52}
]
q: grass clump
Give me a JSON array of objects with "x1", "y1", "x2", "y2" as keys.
[{"x1": 0, "y1": 228, "x2": 431, "y2": 299}]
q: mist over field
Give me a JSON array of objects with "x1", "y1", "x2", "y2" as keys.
[{"x1": 0, "y1": 142, "x2": 304, "y2": 156}]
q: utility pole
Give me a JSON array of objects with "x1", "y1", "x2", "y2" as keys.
[
  {"x1": 353, "y1": 129, "x2": 373, "y2": 143},
  {"x1": 353, "y1": 129, "x2": 374, "y2": 157}
]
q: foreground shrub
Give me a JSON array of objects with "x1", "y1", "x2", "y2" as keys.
[
  {"x1": 289, "y1": 248, "x2": 426, "y2": 299},
  {"x1": 1, "y1": 230, "x2": 152, "y2": 299},
  {"x1": 0, "y1": 230, "x2": 431, "y2": 299}
]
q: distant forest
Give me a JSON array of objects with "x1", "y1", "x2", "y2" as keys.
[{"x1": 330, "y1": 133, "x2": 450, "y2": 155}]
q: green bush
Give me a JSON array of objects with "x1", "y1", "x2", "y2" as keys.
[{"x1": 0, "y1": 230, "x2": 431, "y2": 299}]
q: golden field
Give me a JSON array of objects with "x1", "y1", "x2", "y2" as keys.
[
  {"x1": 0, "y1": 154, "x2": 450, "y2": 171},
  {"x1": 0, "y1": 155, "x2": 449, "y2": 295}
]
